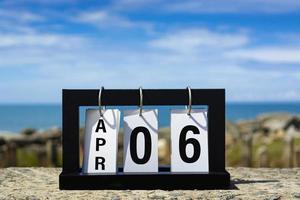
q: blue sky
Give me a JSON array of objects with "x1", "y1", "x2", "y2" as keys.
[{"x1": 1, "y1": 0, "x2": 300, "y2": 103}]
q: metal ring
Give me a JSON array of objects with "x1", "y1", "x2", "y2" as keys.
[
  {"x1": 139, "y1": 87, "x2": 143, "y2": 116},
  {"x1": 187, "y1": 86, "x2": 192, "y2": 115},
  {"x1": 98, "y1": 86, "x2": 105, "y2": 117}
]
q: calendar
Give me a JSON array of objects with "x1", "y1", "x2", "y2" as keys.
[{"x1": 59, "y1": 88, "x2": 230, "y2": 190}]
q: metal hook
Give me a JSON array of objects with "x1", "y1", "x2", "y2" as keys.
[
  {"x1": 187, "y1": 86, "x2": 192, "y2": 115},
  {"x1": 98, "y1": 86, "x2": 105, "y2": 117},
  {"x1": 139, "y1": 87, "x2": 143, "y2": 116}
]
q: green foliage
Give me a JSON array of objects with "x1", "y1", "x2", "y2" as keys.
[
  {"x1": 56, "y1": 149, "x2": 62, "y2": 167},
  {"x1": 226, "y1": 141, "x2": 242, "y2": 166},
  {"x1": 267, "y1": 140, "x2": 285, "y2": 167},
  {"x1": 16, "y1": 149, "x2": 39, "y2": 167}
]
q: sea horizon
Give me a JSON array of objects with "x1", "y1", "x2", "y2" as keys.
[{"x1": 1, "y1": 102, "x2": 300, "y2": 133}]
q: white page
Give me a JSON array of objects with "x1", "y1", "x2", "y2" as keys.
[
  {"x1": 123, "y1": 109, "x2": 158, "y2": 173},
  {"x1": 83, "y1": 109, "x2": 120, "y2": 174},
  {"x1": 171, "y1": 109, "x2": 209, "y2": 173}
]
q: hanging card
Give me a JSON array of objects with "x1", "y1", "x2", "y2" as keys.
[
  {"x1": 171, "y1": 109, "x2": 209, "y2": 173},
  {"x1": 123, "y1": 109, "x2": 158, "y2": 173},
  {"x1": 83, "y1": 109, "x2": 120, "y2": 174}
]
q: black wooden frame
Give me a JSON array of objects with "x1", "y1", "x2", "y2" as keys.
[{"x1": 59, "y1": 89, "x2": 230, "y2": 190}]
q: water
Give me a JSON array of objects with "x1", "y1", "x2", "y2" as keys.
[{"x1": 0, "y1": 103, "x2": 300, "y2": 133}]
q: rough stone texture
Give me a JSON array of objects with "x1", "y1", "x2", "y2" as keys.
[{"x1": 0, "y1": 168, "x2": 299, "y2": 199}]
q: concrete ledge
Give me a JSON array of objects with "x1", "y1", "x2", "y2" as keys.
[{"x1": 0, "y1": 167, "x2": 299, "y2": 199}]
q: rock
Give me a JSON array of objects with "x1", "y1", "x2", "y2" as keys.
[
  {"x1": 255, "y1": 191, "x2": 268, "y2": 196},
  {"x1": 148, "y1": 194, "x2": 165, "y2": 199},
  {"x1": 273, "y1": 183, "x2": 283, "y2": 189},
  {"x1": 0, "y1": 167, "x2": 299, "y2": 199},
  {"x1": 21, "y1": 128, "x2": 36, "y2": 136},
  {"x1": 260, "y1": 114, "x2": 290, "y2": 133},
  {"x1": 169, "y1": 191, "x2": 183, "y2": 197},
  {"x1": 158, "y1": 138, "x2": 170, "y2": 163},
  {"x1": 236, "y1": 120, "x2": 260, "y2": 135},
  {"x1": 286, "y1": 126, "x2": 300, "y2": 137},
  {"x1": 293, "y1": 192, "x2": 300, "y2": 198},
  {"x1": 284, "y1": 117, "x2": 300, "y2": 131},
  {"x1": 264, "y1": 194, "x2": 281, "y2": 200},
  {"x1": 25, "y1": 195, "x2": 40, "y2": 200},
  {"x1": 225, "y1": 194, "x2": 238, "y2": 200}
]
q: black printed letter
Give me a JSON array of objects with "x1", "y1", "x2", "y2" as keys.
[
  {"x1": 95, "y1": 157, "x2": 105, "y2": 170},
  {"x1": 96, "y1": 138, "x2": 106, "y2": 151},
  {"x1": 95, "y1": 119, "x2": 106, "y2": 133}
]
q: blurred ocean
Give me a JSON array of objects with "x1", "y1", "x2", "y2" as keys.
[{"x1": 1, "y1": 103, "x2": 300, "y2": 133}]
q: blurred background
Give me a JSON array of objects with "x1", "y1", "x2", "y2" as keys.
[{"x1": 0, "y1": 0, "x2": 300, "y2": 168}]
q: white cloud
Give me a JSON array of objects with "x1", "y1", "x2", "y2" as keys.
[
  {"x1": 225, "y1": 47, "x2": 300, "y2": 64},
  {"x1": 0, "y1": 34, "x2": 85, "y2": 48},
  {"x1": 75, "y1": 10, "x2": 132, "y2": 27},
  {"x1": 73, "y1": 10, "x2": 153, "y2": 31},
  {"x1": 0, "y1": 9, "x2": 44, "y2": 22},
  {"x1": 0, "y1": 9, "x2": 47, "y2": 35},
  {"x1": 0, "y1": 11, "x2": 300, "y2": 103},
  {"x1": 1, "y1": 1, "x2": 300, "y2": 104},
  {"x1": 148, "y1": 29, "x2": 249, "y2": 52}
]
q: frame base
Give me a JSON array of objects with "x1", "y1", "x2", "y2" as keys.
[{"x1": 59, "y1": 167, "x2": 230, "y2": 190}]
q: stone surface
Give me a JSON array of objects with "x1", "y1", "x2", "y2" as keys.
[{"x1": 0, "y1": 167, "x2": 299, "y2": 199}]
